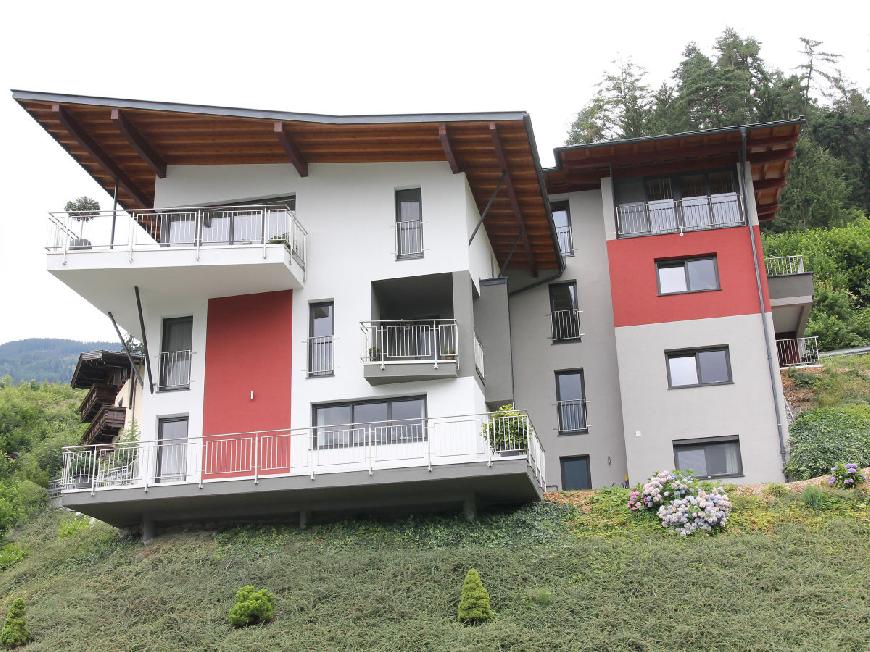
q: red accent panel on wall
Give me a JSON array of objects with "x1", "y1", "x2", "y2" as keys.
[
  {"x1": 202, "y1": 290, "x2": 292, "y2": 479},
  {"x1": 607, "y1": 226, "x2": 770, "y2": 327}
]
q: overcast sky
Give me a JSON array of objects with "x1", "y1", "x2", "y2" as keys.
[{"x1": 0, "y1": 0, "x2": 867, "y2": 346}]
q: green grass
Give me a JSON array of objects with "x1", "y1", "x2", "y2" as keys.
[
  {"x1": 785, "y1": 353, "x2": 870, "y2": 410},
  {"x1": 0, "y1": 489, "x2": 868, "y2": 652}
]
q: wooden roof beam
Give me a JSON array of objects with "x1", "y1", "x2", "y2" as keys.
[
  {"x1": 490, "y1": 122, "x2": 536, "y2": 276},
  {"x1": 110, "y1": 109, "x2": 166, "y2": 178},
  {"x1": 274, "y1": 122, "x2": 308, "y2": 177},
  {"x1": 52, "y1": 104, "x2": 151, "y2": 207},
  {"x1": 438, "y1": 124, "x2": 460, "y2": 174}
]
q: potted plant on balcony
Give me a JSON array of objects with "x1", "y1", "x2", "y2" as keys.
[
  {"x1": 64, "y1": 196, "x2": 100, "y2": 250},
  {"x1": 482, "y1": 403, "x2": 528, "y2": 454}
]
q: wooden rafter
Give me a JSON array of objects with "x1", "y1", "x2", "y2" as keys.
[
  {"x1": 489, "y1": 122, "x2": 536, "y2": 276},
  {"x1": 111, "y1": 109, "x2": 167, "y2": 178},
  {"x1": 273, "y1": 122, "x2": 308, "y2": 177},
  {"x1": 52, "y1": 104, "x2": 151, "y2": 207},
  {"x1": 438, "y1": 124, "x2": 460, "y2": 174}
]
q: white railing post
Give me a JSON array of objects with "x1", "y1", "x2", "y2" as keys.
[
  {"x1": 253, "y1": 432, "x2": 259, "y2": 485},
  {"x1": 89, "y1": 447, "x2": 97, "y2": 495}
]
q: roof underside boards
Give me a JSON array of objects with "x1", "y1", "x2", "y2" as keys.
[
  {"x1": 13, "y1": 91, "x2": 561, "y2": 272},
  {"x1": 71, "y1": 350, "x2": 139, "y2": 389},
  {"x1": 545, "y1": 120, "x2": 802, "y2": 221}
]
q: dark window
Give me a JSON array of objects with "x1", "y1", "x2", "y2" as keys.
[
  {"x1": 395, "y1": 188, "x2": 423, "y2": 259},
  {"x1": 548, "y1": 282, "x2": 581, "y2": 341},
  {"x1": 561, "y1": 455, "x2": 592, "y2": 490},
  {"x1": 156, "y1": 416, "x2": 188, "y2": 483},
  {"x1": 308, "y1": 302, "x2": 334, "y2": 376},
  {"x1": 159, "y1": 317, "x2": 192, "y2": 390},
  {"x1": 657, "y1": 256, "x2": 719, "y2": 294},
  {"x1": 556, "y1": 370, "x2": 587, "y2": 432},
  {"x1": 673, "y1": 437, "x2": 742, "y2": 478},
  {"x1": 314, "y1": 396, "x2": 426, "y2": 449},
  {"x1": 666, "y1": 347, "x2": 731, "y2": 388},
  {"x1": 552, "y1": 201, "x2": 574, "y2": 256},
  {"x1": 646, "y1": 177, "x2": 673, "y2": 201}
]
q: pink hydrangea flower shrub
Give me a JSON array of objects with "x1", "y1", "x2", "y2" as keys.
[
  {"x1": 656, "y1": 488, "x2": 732, "y2": 536},
  {"x1": 828, "y1": 462, "x2": 865, "y2": 489},
  {"x1": 626, "y1": 470, "x2": 696, "y2": 512}
]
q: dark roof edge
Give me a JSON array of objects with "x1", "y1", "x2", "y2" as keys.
[
  {"x1": 11, "y1": 89, "x2": 529, "y2": 125},
  {"x1": 549, "y1": 117, "x2": 805, "y2": 169}
]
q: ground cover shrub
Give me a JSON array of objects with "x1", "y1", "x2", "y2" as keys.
[
  {"x1": 828, "y1": 462, "x2": 865, "y2": 489},
  {"x1": 227, "y1": 585, "x2": 275, "y2": 628},
  {"x1": 784, "y1": 405, "x2": 870, "y2": 480},
  {"x1": 0, "y1": 598, "x2": 29, "y2": 648},
  {"x1": 0, "y1": 545, "x2": 25, "y2": 572},
  {"x1": 457, "y1": 568, "x2": 493, "y2": 624},
  {"x1": 57, "y1": 514, "x2": 90, "y2": 538}
]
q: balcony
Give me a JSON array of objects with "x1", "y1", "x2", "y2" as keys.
[
  {"x1": 306, "y1": 336, "x2": 334, "y2": 377},
  {"x1": 776, "y1": 336, "x2": 820, "y2": 368},
  {"x1": 765, "y1": 256, "x2": 813, "y2": 338},
  {"x1": 361, "y1": 319, "x2": 459, "y2": 384},
  {"x1": 615, "y1": 193, "x2": 744, "y2": 238},
  {"x1": 82, "y1": 405, "x2": 127, "y2": 445},
  {"x1": 57, "y1": 411, "x2": 546, "y2": 527},
  {"x1": 45, "y1": 204, "x2": 308, "y2": 333},
  {"x1": 548, "y1": 309, "x2": 584, "y2": 342},
  {"x1": 158, "y1": 350, "x2": 192, "y2": 391},
  {"x1": 556, "y1": 225, "x2": 574, "y2": 257}
]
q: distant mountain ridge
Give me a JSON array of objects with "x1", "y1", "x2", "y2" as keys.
[{"x1": 0, "y1": 338, "x2": 118, "y2": 384}]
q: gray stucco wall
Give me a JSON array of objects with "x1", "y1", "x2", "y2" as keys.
[
  {"x1": 508, "y1": 190, "x2": 628, "y2": 489},
  {"x1": 474, "y1": 278, "x2": 514, "y2": 405}
]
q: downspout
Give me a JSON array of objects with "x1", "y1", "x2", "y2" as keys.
[{"x1": 739, "y1": 126, "x2": 787, "y2": 464}]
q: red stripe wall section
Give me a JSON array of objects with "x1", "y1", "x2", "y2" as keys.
[
  {"x1": 202, "y1": 290, "x2": 293, "y2": 479},
  {"x1": 606, "y1": 226, "x2": 770, "y2": 328}
]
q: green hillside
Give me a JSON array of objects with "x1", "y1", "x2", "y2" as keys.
[
  {"x1": 0, "y1": 487, "x2": 867, "y2": 651},
  {"x1": 0, "y1": 339, "x2": 116, "y2": 384}
]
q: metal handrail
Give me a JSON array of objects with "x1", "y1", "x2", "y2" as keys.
[
  {"x1": 306, "y1": 335, "x2": 334, "y2": 376},
  {"x1": 360, "y1": 319, "x2": 458, "y2": 367},
  {"x1": 58, "y1": 410, "x2": 547, "y2": 493},
  {"x1": 395, "y1": 219, "x2": 424, "y2": 258},
  {"x1": 776, "y1": 336, "x2": 820, "y2": 368},
  {"x1": 158, "y1": 350, "x2": 192, "y2": 390},
  {"x1": 556, "y1": 399, "x2": 588, "y2": 432},
  {"x1": 46, "y1": 204, "x2": 308, "y2": 270},
  {"x1": 615, "y1": 193, "x2": 744, "y2": 238},
  {"x1": 547, "y1": 309, "x2": 583, "y2": 341},
  {"x1": 765, "y1": 255, "x2": 806, "y2": 276},
  {"x1": 555, "y1": 224, "x2": 574, "y2": 256}
]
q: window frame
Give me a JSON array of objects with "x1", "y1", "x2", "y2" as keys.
[
  {"x1": 311, "y1": 395, "x2": 428, "y2": 449},
  {"x1": 665, "y1": 346, "x2": 733, "y2": 389},
  {"x1": 672, "y1": 435, "x2": 743, "y2": 479},
  {"x1": 555, "y1": 369, "x2": 587, "y2": 434},
  {"x1": 655, "y1": 255, "x2": 720, "y2": 296},
  {"x1": 158, "y1": 316, "x2": 193, "y2": 392},
  {"x1": 548, "y1": 281, "x2": 581, "y2": 344},
  {"x1": 394, "y1": 187, "x2": 423, "y2": 261},
  {"x1": 307, "y1": 301, "x2": 335, "y2": 378},
  {"x1": 156, "y1": 415, "x2": 189, "y2": 483},
  {"x1": 560, "y1": 455, "x2": 592, "y2": 490},
  {"x1": 551, "y1": 200, "x2": 574, "y2": 257}
]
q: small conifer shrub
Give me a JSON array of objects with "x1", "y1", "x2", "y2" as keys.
[
  {"x1": 457, "y1": 568, "x2": 493, "y2": 624},
  {"x1": 227, "y1": 585, "x2": 275, "y2": 628},
  {"x1": 0, "y1": 598, "x2": 31, "y2": 648}
]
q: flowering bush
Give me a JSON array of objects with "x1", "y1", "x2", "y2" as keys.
[
  {"x1": 656, "y1": 488, "x2": 732, "y2": 536},
  {"x1": 627, "y1": 470, "x2": 732, "y2": 536},
  {"x1": 828, "y1": 462, "x2": 865, "y2": 489},
  {"x1": 627, "y1": 470, "x2": 696, "y2": 512}
]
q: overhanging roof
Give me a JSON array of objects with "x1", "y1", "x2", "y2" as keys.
[
  {"x1": 71, "y1": 349, "x2": 142, "y2": 389},
  {"x1": 545, "y1": 119, "x2": 803, "y2": 221},
  {"x1": 12, "y1": 90, "x2": 561, "y2": 272}
]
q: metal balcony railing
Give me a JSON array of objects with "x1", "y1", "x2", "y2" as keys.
[
  {"x1": 46, "y1": 204, "x2": 308, "y2": 270},
  {"x1": 473, "y1": 333, "x2": 485, "y2": 381},
  {"x1": 395, "y1": 220, "x2": 424, "y2": 258},
  {"x1": 765, "y1": 255, "x2": 806, "y2": 276},
  {"x1": 57, "y1": 411, "x2": 547, "y2": 493},
  {"x1": 548, "y1": 309, "x2": 583, "y2": 342},
  {"x1": 556, "y1": 225, "x2": 574, "y2": 257},
  {"x1": 615, "y1": 193, "x2": 744, "y2": 238},
  {"x1": 158, "y1": 350, "x2": 192, "y2": 390},
  {"x1": 361, "y1": 319, "x2": 458, "y2": 367},
  {"x1": 306, "y1": 336, "x2": 334, "y2": 376},
  {"x1": 557, "y1": 399, "x2": 588, "y2": 433},
  {"x1": 776, "y1": 336, "x2": 820, "y2": 368}
]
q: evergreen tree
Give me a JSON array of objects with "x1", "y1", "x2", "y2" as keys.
[
  {"x1": 457, "y1": 568, "x2": 494, "y2": 624},
  {"x1": 0, "y1": 598, "x2": 30, "y2": 648}
]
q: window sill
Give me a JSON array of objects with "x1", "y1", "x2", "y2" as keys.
[
  {"x1": 396, "y1": 253, "x2": 424, "y2": 261},
  {"x1": 157, "y1": 386, "x2": 190, "y2": 393},
  {"x1": 307, "y1": 372, "x2": 335, "y2": 379},
  {"x1": 551, "y1": 338, "x2": 583, "y2": 345},
  {"x1": 657, "y1": 288, "x2": 722, "y2": 297},
  {"x1": 558, "y1": 428, "x2": 589, "y2": 436},
  {"x1": 668, "y1": 381, "x2": 734, "y2": 390}
]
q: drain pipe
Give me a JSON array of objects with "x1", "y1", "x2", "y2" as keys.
[{"x1": 740, "y1": 126, "x2": 787, "y2": 464}]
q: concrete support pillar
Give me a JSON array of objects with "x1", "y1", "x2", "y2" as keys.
[
  {"x1": 299, "y1": 510, "x2": 310, "y2": 530},
  {"x1": 463, "y1": 495, "x2": 477, "y2": 523},
  {"x1": 141, "y1": 516, "x2": 156, "y2": 544}
]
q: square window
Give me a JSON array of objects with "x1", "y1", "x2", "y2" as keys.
[
  {"x1": 657, "y1": 256, "x2": 719, "y2": 294},
  {"x1": 697, "y1": 349, "x2": 730, "y2": 384},
  {"x1": 560, "y1": 456, "x2": 592, "y2": 490},
  {"x1": 667, "y1": 347, "x2": 731, "y2": 387},
  {"x1": 674, "y1": 438, "x2": 742, "y2": 478},
  {"x1": 667, "y1": 353, "x2": 699, "y2": 386},
  {"x1": 658, "y1": 264, "x2": 688, "y2": 294},
  {"x1": 686, "y1": 258, "x2": 718, "y2": 290}
]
